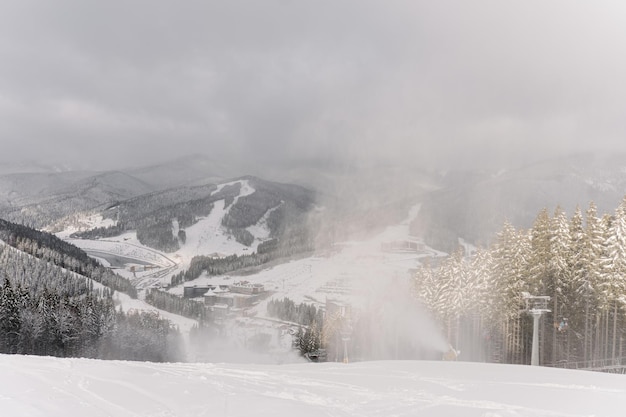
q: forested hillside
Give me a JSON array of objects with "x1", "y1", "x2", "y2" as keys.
[
  {"x1": 170, "y1": 236, "x2": 316, "y2": 286},
  {"x1": 0, "y1": 233, "x2": 182, "y2": 361},
  {"x1": 72, "y1": 176, "x2": 316, "y2": 253},
  {"x1": 0, "y1": 171, "x2": 154, "y2": 229},
  {"x1": 413, "y1": 196, "x2": 626, "y2": 366},
  {"x1": 219, "y1": 176, "x2": 316, "y2": 249},
  {"x1": 0, "y1": 218, "x2": 136, "y2": 297},
  {"x1": 72, "y1": 182, "x2": 239, "y2": 251}
]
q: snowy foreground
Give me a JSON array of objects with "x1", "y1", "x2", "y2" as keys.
[{"x1": 1, "y1": 355, "x2": 625, "y2": 417}]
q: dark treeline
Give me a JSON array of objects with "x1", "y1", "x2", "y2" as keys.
[
  {"x1": 229, "y1": 227, "x2": 254, "y2": 247},
  {"x1": 171, "y1": 195, "x2": 316, "y2": 286},
  {"x1": 266, "y1": 297, "x2": 324, "y2": 356},
  {"x1": 0, "y1": 218, "x2": 136, "y2": 297},
  {"x1": 136, "y1": 221, "x2": 181, "y2": 253},
  {"x1": 257, "y1": 238, "x2": 279, "y2": 254},
  {"x1": 145, "y1": 288, "x2": 211, "y2": 322},
  {"x1": 267, "y1": 297, "x2": 323, "y2": 327},
  {"x1": 222, "y1": 189, "x2": 280, "y2": 230},
  {"x1": 1, "y1": 218, "x2": 96, "y2": 269},
  {"x1": 0, "y1": 244, "x2": 182, "y2": 361},
  {"x1": 222, "y1": 177, "x2": 314, "y2": 232},
  {"x1": 170, "y1": 253, "x2": 273, "y2": 286},
  {"x1": 222, "y1": 177, "x2": 315, "y2": 249},
  {"x1": 170, "y1": 232, "x2": 315, "y2": 286},
  {"x1": 414, "y1": 197, "x2": 626, "y2": 366}
]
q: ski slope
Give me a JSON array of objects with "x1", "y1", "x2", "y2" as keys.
[
  {"x1": 61, "y1": 179, "x2": 275, "y2": 288},
  {"x1": 62, "y1": 183, "x2": 440, "y2": 306},
  {"x1": 171, "y1": 203, "x2": 445, "y2": 312},
  {"x1": 59, "y1": 200, "x2": 452, "y2": 362},
  {"x1": 1, "y1": 354, "x2": 624, "y2": 417}
]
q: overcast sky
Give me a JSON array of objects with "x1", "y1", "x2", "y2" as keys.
[{"x1": 1, "y1": 0, "x2": 626, "y2": 173}]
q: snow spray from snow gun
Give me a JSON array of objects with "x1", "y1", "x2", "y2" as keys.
[{"x1": 348, "y1": 272, "x2": 449, "y2": 360}]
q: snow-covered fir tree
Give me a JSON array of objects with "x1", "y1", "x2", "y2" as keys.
[{"x1": 413, "y1": 197, "x2": 626, "y2": 365}]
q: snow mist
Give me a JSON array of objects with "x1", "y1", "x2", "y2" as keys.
[{"x1": 349, "y1": 271, "x2": 449, "y2": 361}]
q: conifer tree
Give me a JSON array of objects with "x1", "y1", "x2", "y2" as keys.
[
  {"x1": 528, "y1": 208, "x2": 553, "y2": 295},
  {"x1": 548, "y1": 206, "x2": 573, "y2": 362}
]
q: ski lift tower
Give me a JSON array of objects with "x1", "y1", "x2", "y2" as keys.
[
  {"x1": 522, "y1": 292, "x2": 551, "y2": 366},
  {"x1": 340, "y1": 319, "x2": 353, "y2": 364}
]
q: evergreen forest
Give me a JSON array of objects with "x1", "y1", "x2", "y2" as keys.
[
  {"x1": 413, "y1": 197, "x2": 626, "y2": 366},
  {"x1": 0, "y1": 220, "x2": 182, "y2": 361}
]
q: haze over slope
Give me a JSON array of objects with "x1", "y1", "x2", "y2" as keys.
[
  {"x1": 413, "y1": 153, "x2": 626, "y2": 252},
  {"x1": 5, "y1": 151, "x2": 626, "y2": 256}
]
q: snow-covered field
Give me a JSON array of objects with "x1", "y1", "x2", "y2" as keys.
[{"x1": 1, "y1": 354, "x2": 624, "y2": 417}]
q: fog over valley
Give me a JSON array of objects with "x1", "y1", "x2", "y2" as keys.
[{"x1": 2, "y1": 1, "x2": 626, "y2": 416}]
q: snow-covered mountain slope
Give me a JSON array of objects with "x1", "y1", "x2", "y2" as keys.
[
  {"x1": 0, "y1": 170, "x2": 96, "y2": 206},
  {"x1": 112, "y1": 290, "x2": 199, "y2": 338},
  {"x1": 172, "y1": 181, "x2": 260, "y2": 259},
  {"x1": 123, "y1": 154, "x2": 237, "y2": 190},
  {"x1": 65, "y1": 174, "x2": 314, "y2": 251},
  {"x1": 62, "y1": 178, "x2": 306, "y2": 288},
  {"x1": 171, "y1": 204, "x2": 445, "y2": 317},
  {"x1": 63, "y1": 201, "x2": 444, "y2": 361},
  {"x1": 0, "y1": 170, "x2": 155, "y2": 229},
  {"x1": 1, "y1": 354, "x2": 624, "y2": 417},
  {"x1": 0, "y1": 160, "x2": 78, "y2": 176},
  {"x1": 0, "y1": 228, "x2": 196, "y2": 336}
]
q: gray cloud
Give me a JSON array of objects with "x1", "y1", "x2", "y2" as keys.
[{"x1": 1, "y1": 0, "x2": 626, "y2": 172}]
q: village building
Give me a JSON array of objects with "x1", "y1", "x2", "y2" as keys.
[{"x1": 183, "y1": 284, "x2": 229, "y2": 298}]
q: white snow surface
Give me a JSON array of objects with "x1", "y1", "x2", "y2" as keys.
[
  {"x1": 172, "y1": 197, "x2": 257, "y2": 263},
  {"x1": 1, "y1": 354, "x2": 625, "y2": 417}
]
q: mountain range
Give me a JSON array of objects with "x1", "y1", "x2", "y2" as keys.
[{"x1": 3, "y1": 152, "x2": 626, "y2": 254}]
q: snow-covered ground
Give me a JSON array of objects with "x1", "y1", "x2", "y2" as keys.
[{"x1": 1, "y1": 354, "x2": 624, "y2": 417}]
